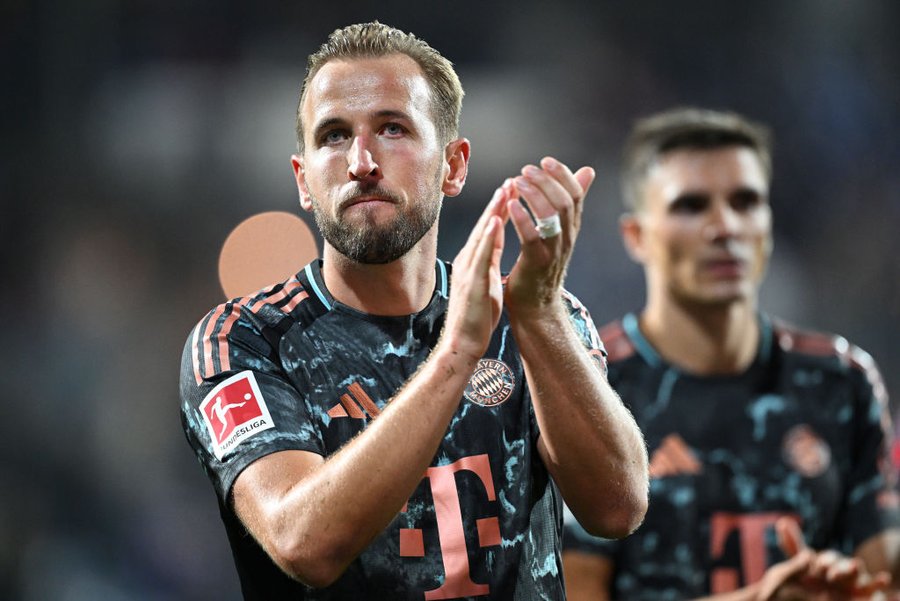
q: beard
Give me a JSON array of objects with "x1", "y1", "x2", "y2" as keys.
[{"x1": 310, "y1": 174, "x2": 443, "y2": 265}]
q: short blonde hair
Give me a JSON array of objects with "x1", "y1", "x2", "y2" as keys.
[{"x1": 296, "y1": 21, "x2": 464, "y2": 151}]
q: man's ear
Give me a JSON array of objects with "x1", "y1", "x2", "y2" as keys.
[
  {"x1": 441, "y1": 138, "x2": 470, "y2": 197},
  {"x1": 291, "y1": 154, "x2": 313, "y2": 212},
  {"x1": 620, "y1": 212, "x2": 647, "y2": 264}
]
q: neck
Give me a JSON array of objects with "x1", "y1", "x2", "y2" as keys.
[
  {"x1": 640, "y1": 297, "x2": 760, "y2": 375},
  {"x1": 320, "y1": 232, "x2": 438, "y2": 316}
]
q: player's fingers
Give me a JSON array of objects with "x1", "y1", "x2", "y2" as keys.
[
  {"x1": 776, "y1": 516, "x2": 807, "y2": 558},
  {"x1": 515, "y1": 167, "x2": 563, "y2": 222},
  {"x1": 472, "y1": 216, "x2": 502, "y2": 279},
  {"x1": 850, "y1": 570, "x2": 892, "y2": 597},
  {"x1": 758, "y1": 550, "x2": 813, "y2": 601},
  {"x1": 538, "y1": 157, "x2": 594, "y2": 206},
  {"x1": 823, "y1": 556, "x2": 859, "y2": 586},
  {"x1": 808, "y1": 550, "x2": 842, "y2": 580},
  {"x1": 458, "y1": 185, "x2": 507, "y2": 267},
  {"x1": 571, "y1": 166, "x2": 595, "y2": 233},
  {"x1": 573, "y1": 165, "x2": 596, "y2": 196},
  {"x1": 507, "y1": 196, "x2": 542, "y2": 247}
]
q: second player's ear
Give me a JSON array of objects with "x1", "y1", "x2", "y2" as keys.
[
  {"x1": 291, "y1": 154, "x2": 314, "y2": 212},
  {"x1": 620, "y1": 212, "x2": 647, "y2": 264},
  {"x1": 441, "y1": 138, "x2": 470, "y2": 197}
]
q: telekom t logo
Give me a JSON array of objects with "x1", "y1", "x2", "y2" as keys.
[
  {"x1": 399, "y1": 454, "x2": 501, "y2": 600},
  {"x1": 710, "y1": 512, "x2": 800, "y2": 593}
]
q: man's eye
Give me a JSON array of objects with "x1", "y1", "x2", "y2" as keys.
[
  {"x1": 731, "y1": 190, "x2": 762, "y2": 212},
  {"x1": 670, "y1": 194, "x2": 708, "y2": 214},
  {"x1": 323, "y1": 130, "x2": 347, "y2": 145},
  {"x1": 382, "y1": 123, "x2": 405, "y2": 136}
]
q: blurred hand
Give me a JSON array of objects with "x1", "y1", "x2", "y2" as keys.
[{"x1": 756, "y1": 517, "x2": 892, "y2": 601}]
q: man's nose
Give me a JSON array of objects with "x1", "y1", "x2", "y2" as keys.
[
  {"x1": 347, "y1": 135, "x2": 380, "y2": 181},
  {"x1": 703, "y1": 200, "x2": 741, "y2": 240}
]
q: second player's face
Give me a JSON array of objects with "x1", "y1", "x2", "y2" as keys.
[
  {"x1": 295, "y1": 54, "x2": 449, "y2": 264},
  {"x1": 633, "y1": 146, "x2": 772, "y2": 307}
]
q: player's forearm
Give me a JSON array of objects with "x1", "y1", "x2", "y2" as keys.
[
  {"x1": 263, "y1": 343, "x2": 477, "y2": 586},
  {"x1": 510, "y1": 305, "x2": 648, "y2": 538}
]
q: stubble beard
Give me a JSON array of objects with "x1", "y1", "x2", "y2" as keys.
[{"x1": 310, "y1": 173, "x2": 443, "y2": 265}]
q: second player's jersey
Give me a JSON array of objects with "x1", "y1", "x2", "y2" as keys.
[
  {"x1": 181, "y1": 259, "x2": 606, "y2": 600},
  {"x1": 564, "y1": 312, "x2": 898, "y2": 600}
]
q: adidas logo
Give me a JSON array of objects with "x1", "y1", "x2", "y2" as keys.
[
  {"x1": 649, "y1": 434, "x2": 702, "y2": 478},
  {"x1": 327, "y1": 382, "x2": 382, "y2": 419}
]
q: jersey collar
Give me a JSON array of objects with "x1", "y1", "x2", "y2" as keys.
[
  {"x1": 301, "y1": 259, "x2": 451, "y2": 312},
  {"x1": 622, "y1": 311, "x2": 774, "y2": 371}
]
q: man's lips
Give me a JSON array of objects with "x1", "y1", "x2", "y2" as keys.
[
  {"x1": 701, "y1": 257, "x2": 746, "y2": 277},
  {"x1": 340, "y1": 195, "x2": 396, "y2": 211}
]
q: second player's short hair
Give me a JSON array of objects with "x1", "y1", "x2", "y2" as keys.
[
  {"x1": 296, "y1": 21, "x2": 464, "y2": 152},
  {"x1": 621, "y1": 107, "x2": 773, "y2": 211}
]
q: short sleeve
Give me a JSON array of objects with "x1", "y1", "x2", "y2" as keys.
[
  {"x1": 837, "y1": 345, "x2": 900, "y2": 551},
  {"x1": 179, "y1": 302, "x2": 325, "y2": 502},
  {"x1": 562, "y1": 289, "x2": 608, "y2": 377}
]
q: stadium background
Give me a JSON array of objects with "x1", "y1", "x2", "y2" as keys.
[{"x1": 2, "y1": 1, "x2": 898, "y2": 599}]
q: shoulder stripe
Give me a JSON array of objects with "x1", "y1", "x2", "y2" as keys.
[
  {"x1": 773, "y1": 319, "x2": 889, "y2": 408},
  {"x1": 248, "y1": 278, "x2": 304, "y2": 313},
  {"x1": 202, "y1": 304, "x2": 228, "y2": 381},
  {"x1": 216, "y1": 298, "x2": 251, "y2": 373},
  {"x1": 282, "y1": 287, "x2": 310, "y2": 313},
  {"x1": 192, "y1": 278, "x2": 312, "y2": 383},
  {"x1": 773, "y1": 320, "x2": 845, "y2": 358}
]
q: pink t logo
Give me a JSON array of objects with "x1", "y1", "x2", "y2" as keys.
[
  {"x1": 709, "y1": 512, "x2": 800, "y2": 592},
  {"x1": 399, "y1": 454, "x2": 501, "y2": 600}
]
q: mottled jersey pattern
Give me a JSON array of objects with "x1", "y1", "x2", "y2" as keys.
[
  {"x1": 181, "y1": 260, "x2": 606, "y2": 600},
  {"x1": 564, "y1": 312, "x2": 899, "y2": 600}
]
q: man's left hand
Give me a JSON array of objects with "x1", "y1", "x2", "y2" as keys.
[{"x1": 503, "y1": 156, "x2": 595, "y2": 320}]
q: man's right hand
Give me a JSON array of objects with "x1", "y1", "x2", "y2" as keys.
[
  {"x1": 756, "y1": 517, "x2": 892, "y2": 600},
  {"x1": 440, "y1": 184, "x2": 510, "y2": 362}
]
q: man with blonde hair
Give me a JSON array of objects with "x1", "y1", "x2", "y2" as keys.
[{"x1": 180, "y1": 22, "x2": 648, "y2": 599}]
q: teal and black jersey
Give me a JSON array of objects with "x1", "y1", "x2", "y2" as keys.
[
  {"x1": 180, "y1": 259, "x2": 606, "y2": 600},
  {"x1": 564, "y1": 312, "x2": 899, "y2": 600}
]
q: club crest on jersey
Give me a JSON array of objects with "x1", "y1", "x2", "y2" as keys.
[
  {"x1": 200, "y1": 371, "x2": 274, "y2": 460},
  {"x1": 782, "y1": 424, "x2": 831, "y2": 478},
  {"x1": 464, "y1": 359, "x2": 515, "y2": 407}
]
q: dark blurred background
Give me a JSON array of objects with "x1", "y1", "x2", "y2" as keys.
[{"x1": 2, "y1": 1, "x2": 898, "y2": 599}]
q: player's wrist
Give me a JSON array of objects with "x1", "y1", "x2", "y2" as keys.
[
  {"x1": 505, "y1": 297, "x2": 568, "y2": 334},
  {"x1": 432, "y1": 332, "x2": 485, "y2": 373}
]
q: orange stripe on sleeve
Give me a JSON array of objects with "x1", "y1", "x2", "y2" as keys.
[
  {"x1": 202, "y1": 305, "x2": 227, "y2": 379},
  {"x1": 216, "y1": 299, "x2": 250, "y2": 373},
  {"x1": 280, "y1": 288, "x2": 309, "y2": 314}
]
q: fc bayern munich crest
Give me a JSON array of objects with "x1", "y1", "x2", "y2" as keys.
[
  {"x1": 782, "y1": 424, "x2": 831, "y2": 478},
  {"x1": 464, "y1": 359, "x2": 515, "y2": 407}
]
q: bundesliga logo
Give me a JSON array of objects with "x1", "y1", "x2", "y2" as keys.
[
  {"x1": 200, "y1": 371, "x2": 275, "y2": 460},
  {"x1": 464, "y1": 359, "x2": 515, "y2": 407}
]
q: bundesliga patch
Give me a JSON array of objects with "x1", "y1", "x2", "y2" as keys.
[
  {"x1": 200, "y1": 371, "x2": 274, "y2": 460},
  {"x1": 464, "y1": 359, "x2": 515, "y2": 407}
]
